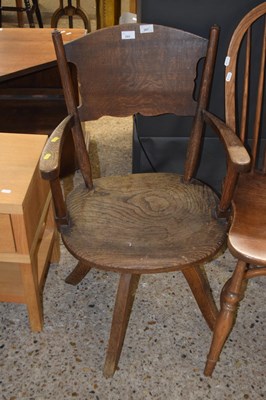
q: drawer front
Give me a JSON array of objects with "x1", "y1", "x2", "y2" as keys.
[{"x1": 0, "y1": 214, "x2": 16, "y2": 253}]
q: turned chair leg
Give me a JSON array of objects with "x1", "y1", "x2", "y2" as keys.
[
  {"x1": 24, "y1": 0, "x2": 35, "y2": 27},
  {"x1": 32, "y1": 0, "x2": 43, "y2": 27},
  {"x1": 65, "y1": 260, "x2": 91, "y2": 285},
  {"x1": 103, "y1": 273, "x2": 140, "y2": 378},
  {"x1": 16, "y1": 0, "x2": 24, "y2": 27},
  {"x1": 182, "y1": 265, "x2": 218, "y2": 331},
  {"x1": 204, "y1": 260, "x2": 248, "y2": 376}
]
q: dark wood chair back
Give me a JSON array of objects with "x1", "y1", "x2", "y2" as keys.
[{"x1": 52, "y1": 24, "x2": 220, "y2": 190}]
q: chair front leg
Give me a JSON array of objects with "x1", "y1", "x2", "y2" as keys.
[
  {"x1": 204, "y1": 259, "x2": 248, "y2": 376},
  {"x1": 103, "y1": 273, "x2": 140, "y2": 378}
]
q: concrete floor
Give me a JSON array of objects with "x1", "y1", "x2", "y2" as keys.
[{"x1": 0, "y1": 2, "x2": 265, "y2": 399}]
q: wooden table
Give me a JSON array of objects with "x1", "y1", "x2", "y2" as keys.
[
  {"x1": 0, "y1": 28, "x2": 86, "y2": 175},
  {"x1": 0, "y1": 28, "x2": 86, "y2": 131},
  {"x1": 0, "y1": 28, "x2": 86, "y2": 80},
  {"x1": 0, "y1": 133, "x2": 59, "y2": 331}
]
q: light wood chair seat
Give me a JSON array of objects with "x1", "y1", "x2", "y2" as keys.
[
  {"x1": 228, "y1": 172, "x2": 266, "y2": 264},
  {"x1": 63, "y1": 173, "x2": 227, "y2": 273}
]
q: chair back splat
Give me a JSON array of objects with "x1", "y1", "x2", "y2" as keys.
[
  {"x1": 204, "y1": 2, "x2": 266, "y2": 377},
  {"x1": 52, "y1": 24, "x2": 220, "y2": 189},
  {"x1": 40, "y1": 23, "x2": 251, "y2": 377}
]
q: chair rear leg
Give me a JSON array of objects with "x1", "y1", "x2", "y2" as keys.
[
  {"x1": 33, "y1": 0, "x2": 43, "y2": 27},
  {"x1": 24, "y1": 0, "x2": 35, "y2": 27},
  {"x1": 103, "y1": 273, "x2": 140, "y2": 378},
  {"x1": 204, "y1": 260, "x2": 248, "y2": 376},
  {"x1": 182, "y1": 265, "x2": 218, "y2": 331}
]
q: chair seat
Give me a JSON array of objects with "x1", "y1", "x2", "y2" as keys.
[
  {"x1": 62, "y1": 173, "x2": 227, "y2": 273},
  {"x1": 228, "y1": 172, "x2": 266, "y2": 265}
]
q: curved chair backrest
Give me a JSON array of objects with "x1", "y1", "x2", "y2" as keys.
[
  {"x1": 224, "y1": 2, "x2": 266, "y2": 172},
  {"x1": 60, "y1": 24, "x2": 216, "y2": 120}
]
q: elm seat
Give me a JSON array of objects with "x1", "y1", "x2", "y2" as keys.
[
  {"x1": 40, "y1": 23, "x2": 250, "y2": 377},
  {"x1": 63, "y1": 173, "x2": 227, "y2": 273}
]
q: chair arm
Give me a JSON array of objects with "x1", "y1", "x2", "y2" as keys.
[
  {"x1": 203, "y1": 110, "x2": 251, "y2": 214},
  {"x1": 40, "y1": 114, "x2": 75, "y2": 181},
  {"x1": 203, "y1": 110, "x2": 250, "y2": 172},
  {"x1": 39, "y1": 114, "x2": 74, "y2": 228}
]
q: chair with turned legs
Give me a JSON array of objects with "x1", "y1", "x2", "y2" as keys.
[{"x1": 204, "y1": 2, "x2": 266, "y2": 376}]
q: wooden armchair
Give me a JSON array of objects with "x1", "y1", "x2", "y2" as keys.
[
  {"x1": 39, "y1": 23, "x2": 250, "y2": 377},
  {"x1": 204, "y1": 2, "x2": 266, "y2": 376}
]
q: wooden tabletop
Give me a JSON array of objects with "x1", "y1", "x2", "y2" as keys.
[
  {"x1": 0, "y1": 133, "x2": 48, "y2": 214},
  {"x1": 0, "y1": 28, "x2": 87, "y2": 82}
]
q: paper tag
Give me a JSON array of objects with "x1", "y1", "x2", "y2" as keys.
[
  {"x1": 140, "y1": 24, "x2": 154, "y2": 34},
  {"x1": 1, "y1": 189, "x2": 11, "y2": 194},
  {"x1": 226, "y1": 72, "x2": 232, "y2": 82},
  {"x1": 121, "y1": 31, "x2": 135, "y2": 40},
  {"x1": 224, "y1": 56, "x2": 230, "y2": 66}
]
